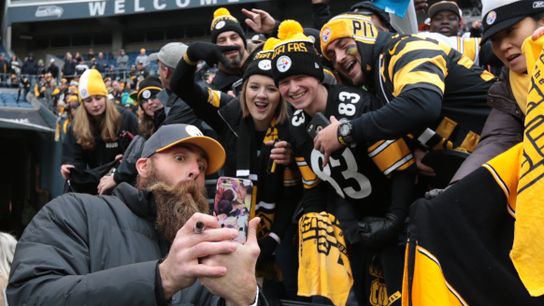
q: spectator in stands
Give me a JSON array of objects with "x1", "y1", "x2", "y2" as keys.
[
  {"x1": 116, "y1": 48, "x2": 129, "y2": 72},
  {"x1": 21, "y1": 53, "x2": 37, "y2": 76},
  {"x1": 36, "y1": 59, "x2": 46, "y2": 76},
  {"x1": 47, "y1": 59, "x2": 60, "y2": 79},
  {"x1": 74, "y1": 51, "x2": 83, "y2": 63},
  {"x1": 97, "y1": 76, "x2": 165, "y2": 194},
  {"x1": 316, "y1": 13, "x2": 495, "y2": 187},
  {"x1": 135, "y1": 48, "x2": 148, "y2": 67},
  {"x1": 60, "y1": 69, "x2": 138, "y2": 193},
  {"x1": 10, "y1": 55, "x2": 21, "y2": 76},
  {"x1": 149, "y1": 42, "x2": 210, "y2": 131},
  {"x1": 0, "y1": 232, "x2": 17, "y2": 306},
  {"x1": 62, "y1": 52, "x2": 76, "y2": 80},
  {"x1": 0, "y1": 53, "x2": 9, "y2": 86},
  {"x1": 208, "y1": 7, "x2": 249, "y2": 92},
  {"x1": 428, "y1": 1, "x2": 462, "y2": 37},
  {"x1": 96, "y1": 52, "x2": 108, "y2": 73},
  {"x1": 87, "y1": 48, "x2": 96, "y2": 61}
]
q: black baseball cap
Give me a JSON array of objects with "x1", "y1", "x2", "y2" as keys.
[
  {"x1": 141, "y1": 124, "x2": 225, "y2": 174},
  {"x1": 482, "y1": 0, "x2": 544, "y2": 43}
]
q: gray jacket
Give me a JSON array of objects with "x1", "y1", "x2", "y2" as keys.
[
  {"x1": 451, "y1": 69, "x2": 524, "y2": 182},
  {"x1": 7, "y1": 183, "x2": 263, "y2": 305}
]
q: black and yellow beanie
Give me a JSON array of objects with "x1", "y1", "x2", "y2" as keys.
[
  {"x1": 210, "y1": 8, "x2": 246, "y2": 47},
  {"x1": 271, "y1": 20, "x2": 324, "y2": 84},
  {"x1": 242, "y1": 38, "x2": 279, "y2": 81},
  {"x1": 320, "y1": 13, "x2": 378, "y2": 74}
]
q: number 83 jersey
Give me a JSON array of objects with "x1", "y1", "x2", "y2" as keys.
[{"x1": 288, "y1": 84, "x2": 414, "y2": 212}]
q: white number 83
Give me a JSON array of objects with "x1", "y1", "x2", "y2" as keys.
[{"x1": 310, "y1": 148, "x2": 371, "y2": 199}]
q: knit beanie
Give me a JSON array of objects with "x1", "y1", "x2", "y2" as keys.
[
  {"x1": 271, "y1": 20, "x2": 324, "y2": 84},
  {"x1": 242, "y1": 38, "x2": 278, "y2": 81},
  {"x1": 320, "y1": 13, "x2": 378, "y2": 74},
  {"x1": 78, "y1": 69, "x2": 107, "y2": 100},
  {"x1": 210, "y1": 8, "x2": 247, "y2": 47},
  {"x1": 137, "y1": 76, "x2": 162, "y2": 103}
]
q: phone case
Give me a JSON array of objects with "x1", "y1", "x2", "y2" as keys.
[
  {"x1": 214, "y1": 176, "x2": 253, "y2": 243},
  {"x1": 306, "y1": 112, "x2": 330, "y2": 139}
]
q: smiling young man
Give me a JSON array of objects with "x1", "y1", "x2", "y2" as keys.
[
  {"x1": 209, "y1": 7, "x2": 250, "y2": 93},
  {"x1": 8, "y1": 124, "x2": 265, "y2": 306},
  {"x1": 315, "y1": 13, "x2": 496, "y2": 186},
  {"x1": 428, "y1": 1, "x2": 462, "y2": 37},
  {"x1": 271, "y1": 20, "x2": 415, "y2": 306}
]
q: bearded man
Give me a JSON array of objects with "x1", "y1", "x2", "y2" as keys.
[{"x1": 7, "y1": 124, "x2": 265, "y2": 306}]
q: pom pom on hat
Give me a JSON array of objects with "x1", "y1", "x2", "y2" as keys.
[
  {"x1": 213, "y1": 7, "x2": 231, "y2": 19},
  {"x1": 263, "y1": 37, "x2": 281, "y2": 51},
  {"x1": 278, "y1": 20, "x2": 307, "y2": 41},
  {"x1": 210, "y1": 7, "x2": 246, "y2": 46},
  {"x1": 271, "y1": 19, "x2": 324, "y2": 84}
]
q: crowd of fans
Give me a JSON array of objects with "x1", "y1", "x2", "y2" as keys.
[{"x1": 3, "y1": 0, "x2": 544, "y2": 306}]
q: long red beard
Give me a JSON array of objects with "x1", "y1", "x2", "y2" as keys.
[{"x1": 147, "y1": 180, "x2": 209, "y2": 242}]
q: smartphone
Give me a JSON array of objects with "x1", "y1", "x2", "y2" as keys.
[
  {"x1": 231, "y1": 78, "x2": 244, "y2": 97},
  {"x1": 214, "y1": 176, "x2": 253, "y2": 243},
  {"x1": 306, "y1": 112, "x2": 330, "y2": 139}
]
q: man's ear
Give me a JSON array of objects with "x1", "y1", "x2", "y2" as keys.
[{"x1": 136, "y1": 157, "x2": 150, "y2": 178}]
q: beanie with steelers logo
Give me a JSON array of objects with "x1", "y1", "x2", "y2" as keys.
[
  {"x1": 78, "y1": 69, "x2": 108, "y2": 100},
  {"x1": 210, "y1": 7, "x2": 247, "y2": 47},
  {"x1": 320, "y1": 13, "x2": 378, "y2": 76},
  {"x1": 271, "y1": 20, "x2": 324, "y2": 84},
  {"x1": 242, "y1": 38, "x2": 279, "y2": 81}
]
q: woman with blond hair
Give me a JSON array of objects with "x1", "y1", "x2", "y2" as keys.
[
  {"x1": 61, "y1": 69, "x2": 138, "y2": 193},
  {"x1": 0, "y1": 232, "x2": 16, "y2": 306}
]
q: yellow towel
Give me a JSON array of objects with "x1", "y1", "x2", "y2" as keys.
[{"x1": 297, "y1": 212, "x2": 353, "y2": 306}]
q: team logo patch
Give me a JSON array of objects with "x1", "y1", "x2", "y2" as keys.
[
  {"x1": 276, "y1": 55, "x2": 292, "y2": 73},
  {"x1": 321, "y1": 27, "x2": 331, "y2": 43},
  {"x1": 142, "y1": 89, "x2": 151, "y2": 99},
  {"x1": 534, "y1": 1, "x2": 544, "y2": 9},
  {"x1": 215, "y1": 20, "x2": 226, "y2": 30},
  {"x1": 258, "y1": 59, "x2": 272, "y2": 71},
  {"x1": 186, "y1": 125, "x2": 203, "y2": 136},
  {"x1": 80, "y1": 88, "x2": 88, "y2": 98},
  {"x1": 486, "y1": 11, "x2": 496, "y2": 25}
]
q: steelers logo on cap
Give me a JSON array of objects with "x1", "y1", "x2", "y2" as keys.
[
  {"x1": 186, "y1": 125, "x2": 204, "y2": 136},
  {"x1": 486, "y1": 11, "x2": 496, "y2": 25},
  {"x1": 80, "y1": 88, "x2": 88, "y2": 98},
  {"x1": 142, "y1": 89, "x2": 151, "y2": 99},
  {"x1": 276, "y1": 55, "x2": 292, "y2": 73},
  {"x1": 216, "y1": 20, "x2": 226, "y2": 30},
  {"x1": 321, "y1": 27, "x2": 331, "y2": 43},
  {"x1": 258, "y1": 59, "x2": 272, "y2": 71}
]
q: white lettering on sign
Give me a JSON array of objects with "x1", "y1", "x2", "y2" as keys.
[
  {"x1": 201, "y1": 0, "x2": 217, "y2": 5},
  {"x1": 154, "y1": 0, "x2": 167, "y2": 10},
  {"x1": 89, "y1": 1, "x2": 106, "y2": 16},
  {"x1": 135, "y1": 0, "x2": 145, "y2": 12},
  {"x1": 176, "y1": 0, "x2": 191, "y2": 7},
  {"x1": 114, "y1": 0, "x2": 125, "y2": 14}
]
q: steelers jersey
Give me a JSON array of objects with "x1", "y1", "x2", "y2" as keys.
[
  {"x1": 375, "y1": 34, "x2": 495, "y2": 151},
  {"x1": 289, "y1": 84, "x2": 413, "y2": 215}
]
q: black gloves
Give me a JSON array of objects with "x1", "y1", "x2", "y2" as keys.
[
  {"x1": 357, "y1": 213, "x2": 403, "y2": 249},
  {"x1": 258, "y1": 235, "x2": 279, "y2": 260},
  {"x1": 185, "y1": 42, "x2": 239, "y2": 67}
]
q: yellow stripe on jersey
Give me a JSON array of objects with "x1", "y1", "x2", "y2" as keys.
[
  {"x1": 296, "y1": 156, "x2": 318, "y2": 188},
  {"x1": 206, "y1": 88, "x2": 221, "y2": 108},
  {"x1": 392, "y1": 55, "x2": 447, "y2": 96},
  {"x1": 367, "y1": 139, "x2": 414, "y2": 175},
  {"x1": 387, "y1": 39, "x2": 447, "y2": 80},
  {"x1": 283, "y1": 167, "x2": 299, "y2": 187}
]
